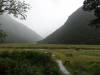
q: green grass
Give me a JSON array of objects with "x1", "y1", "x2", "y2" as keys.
[
  {"x1": 1, "y1": 43, "x2": 100, "y2": 50},
  {"x1": 80, "y1": 50, "x2": 100, "y2": 56},
  {"x1": 0, "y1": 43, "x2": 100, "y2": 63},
  {"x1": 0, "y1": 43, "x2": 100, "y2": 75},
  {"x1": 64, "y1": 61, "x2": 100, "y2": 75},
  {"x1": 0, "y1": 51, "x2": 61, "y2": 75}
]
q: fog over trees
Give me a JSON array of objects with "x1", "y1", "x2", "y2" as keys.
[{"x1": 0, "y1": 0, "x2": 29, "y2": 43}]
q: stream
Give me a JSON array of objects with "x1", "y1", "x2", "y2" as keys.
[{"x1": 56, "y1": 60, "x2": 70, "y2": 75}]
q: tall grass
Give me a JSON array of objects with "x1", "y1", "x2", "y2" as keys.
[
  {"x1": 64, "y1": 59, "x2": 100, "y2": 75},
  {"x1": 0, "y1": 51, "x2": 61, "y2": 75}
]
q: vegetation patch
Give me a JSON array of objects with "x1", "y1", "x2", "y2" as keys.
[
  {"x1": 0, "y1": 51, "x2": 61, "y2": 75},
  {"x1": 64, "y1": 61, "x2": 100, "y2": 75}
]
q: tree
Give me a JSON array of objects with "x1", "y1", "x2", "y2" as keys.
[
  {"x1": 83, "y1": 0, "x2": 100, "y2": 18},
  {"x1": 0, "y1": 29, "x2": 7, "y2": 43},
  {"x1": 0, "y1": 0, "x2": 29, "y2": 19},
  {"x1": 0, "y1": 24, "x2": 7, "y2": 43},
  {"x1": 83, "y1": 0, "x2": 100, "y2": 29},
  {"x1": 0, "y1": 0, "x2": 29, "y2": 43}
]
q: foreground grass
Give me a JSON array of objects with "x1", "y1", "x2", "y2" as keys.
[
  {"x1": 0, "y1": 51, "x2": 61, "y2": 75},
  {"x1": 50, "y1": 49, "x2": 100, "y2": 75},
  {"x1": 65, "y1": 61, "x2": 100, "y2": 75},
  {"x1": 0, "y1": 43, "x2": 100, "y2": 75}
]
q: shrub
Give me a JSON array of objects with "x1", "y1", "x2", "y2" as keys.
[{"x1": 0, "y1": 51, "x2": 61, "y2": 75}]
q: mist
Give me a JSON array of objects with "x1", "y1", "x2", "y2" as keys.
[{"x1": 19, "y1": 0, "x2": 84, "y2": 38}]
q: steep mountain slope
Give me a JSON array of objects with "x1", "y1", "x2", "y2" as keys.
[
  {"x1": 0, "y1": 15, "x2": 42, "y2": 43},
  {"x1": 42, "y1": 7, "x2": 100, "y2": 44}
]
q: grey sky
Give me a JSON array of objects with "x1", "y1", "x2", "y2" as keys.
[{"x1": 19, "y1": 0, "x2": 84, "y2": 38}]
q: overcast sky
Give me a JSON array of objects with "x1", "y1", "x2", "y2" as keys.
[{"x1": 19, "y1": 0, "x2": 84, "y2": 38}]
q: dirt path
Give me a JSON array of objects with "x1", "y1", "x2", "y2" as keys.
[{"x1": 56, "y1": 60, "x2": 70, "y2": 75}]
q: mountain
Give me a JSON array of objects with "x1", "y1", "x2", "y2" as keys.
[
  {"x1": 42, "y1": 7, "x2": 100, "y2": 44},
  {"x1": 0, "y1": 15, "x2": 42, "y2": 43}
]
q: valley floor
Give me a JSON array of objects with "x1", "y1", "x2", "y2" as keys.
[{"x1": 0, "y1": 43, "x2": 100, "y2": 75}]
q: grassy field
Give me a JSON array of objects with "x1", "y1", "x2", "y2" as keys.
[
  {"x1": 0, "y1": 43, "x2": 100, "y2": 50},
  {"x1": 0, "y1": 43, "x2": 100, "y2": 75},
  {"x1": 0, "y1": 43, "x2": 100, "y2": 61}
]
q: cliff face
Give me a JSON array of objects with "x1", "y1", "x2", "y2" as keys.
[
  {"x1": 0, "y1": 15, "x2": 42, "y2": 43},
  {"x1": 42, "y1": 7, "x2": 100, "y2": 44}
]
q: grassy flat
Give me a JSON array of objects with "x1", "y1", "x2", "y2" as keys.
[{"x1": 0, "y1": 43, "x2": 100, "y2": 75}]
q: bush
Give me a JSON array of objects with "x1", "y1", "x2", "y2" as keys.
[{"x1": 0, "y1": 51, "x2": 61, "y2": 75}]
